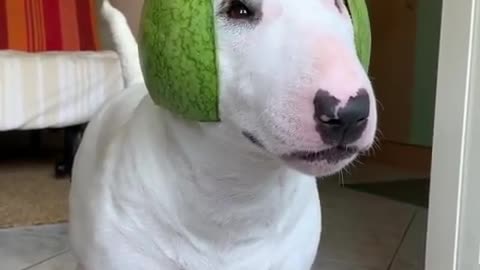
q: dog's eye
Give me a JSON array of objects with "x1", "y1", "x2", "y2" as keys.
[{"x1": 226, "y1": 0, "x2": 254, "y2": 20}]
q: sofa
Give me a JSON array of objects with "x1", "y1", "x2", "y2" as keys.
[{"x1": 0, "y1": 0, "x2": 132, "y2": 177}]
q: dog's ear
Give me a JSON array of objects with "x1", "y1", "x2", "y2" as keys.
[
  {"x1": 346, "y1": 0, "x2": 372, "y2": 72},
  {"x1": 138, "y1": 0, "x2": 220, "y2": 122}
]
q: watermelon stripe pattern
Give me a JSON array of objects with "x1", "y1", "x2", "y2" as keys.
[
  {"x1": 139, "y1": 0, "x2": 220, "y2": 121},
  {"x1": 0, "y1": 0, "x2": 99, "y2": 52}
]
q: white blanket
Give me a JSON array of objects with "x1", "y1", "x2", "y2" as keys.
[{"x1": 0, "y1": 50, "x2": 124, "y2": 131}]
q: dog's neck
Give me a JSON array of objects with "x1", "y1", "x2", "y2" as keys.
[
  {"x1": 141, "y1": 105, "x2": 310, "y2": 246},
  {"x1": 167, "y1": 115, "x2": 285, "y2": 188}
]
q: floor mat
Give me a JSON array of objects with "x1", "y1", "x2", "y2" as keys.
[
  {"x1": 0, "y1": 131, "x2": 70, "y2": 229},
  {"x1": 0, "y1": 159, "x2": 70, "y2": 229},
  {"x1": 345, "y1": 178, "x2": 430, "y2": 208}
]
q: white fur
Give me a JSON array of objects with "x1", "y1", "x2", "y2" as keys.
[
  {"x1": 100, "y1": 0, "x2": 144, "y2": 86},
  {"x1": 69, "y1": 0, "x2": 377, "y2": 269}
]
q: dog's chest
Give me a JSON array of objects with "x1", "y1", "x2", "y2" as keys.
[
  {"x1": 159, "y1": 227, "x2": 319, "y2": 270},
  {"x1": 174, "y1": 242, "x2": 282, "y2": 270},
  {"x1": 153, "y1": 197, "x2": 320, "y2": 270},
  {"x1": 98, "y1": 185, "x2": 321, "y2": 270}
]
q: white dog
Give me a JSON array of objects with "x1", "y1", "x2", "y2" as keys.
[{"x1": 69, "y1": 0, "x2": 377, "y2": 269}]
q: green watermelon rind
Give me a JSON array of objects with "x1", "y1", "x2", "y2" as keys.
[
  {"x1": 138, "y1": 0, "x2": 220, "y2": 122},
  {"x1": 347, "y1": 0, "x2": 372, "y2": 72}
]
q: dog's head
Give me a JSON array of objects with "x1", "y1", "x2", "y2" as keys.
[
  {"x1": 206, "y1": 0, "x2": 377, "y2": 176},
  {"x1": 139, "y1": 0, "x2": 377, "y2": 177}
]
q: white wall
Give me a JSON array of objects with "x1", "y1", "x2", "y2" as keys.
[
  {"x1": 426, "y1": 0, "x2": 480, "y2": 267},
  {"x1": 457, "y1": 15, "x2": 480, "y2": 266}
]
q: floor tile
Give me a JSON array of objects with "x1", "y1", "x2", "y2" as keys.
[
  {"x1": 28, "y1": 251, "x2": 76, "y2": 270},
  {"x1": 390, "y1": 209, "x2": 428, "y2": 270},
  {"x1": 316, "y1": 180, "x2": 417, "y2": 269},
  {"x1": 0, "y1": 223, "x2": 68, "y2": 270},
  {"x1": 319, "y1": 180, "x2": 417, "y2": 234}
]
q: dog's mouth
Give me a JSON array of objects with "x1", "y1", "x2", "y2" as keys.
[
  {"x1": 282, "y1": 146, "x2": 359, "y2": 164},
  {"x1": 242, "y1": 131, "x2": 360, "y2": 163},
  {"x1": 242, "y1": 131, "x2": 265, "y2": 149}
]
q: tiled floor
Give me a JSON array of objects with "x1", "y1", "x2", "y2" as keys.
[
  {"x1": 313, "y1": 180, "x2": 427, "y2": 270},
  {"x1": 0, "y1": 177, "x2": 428, "y2": 270}
]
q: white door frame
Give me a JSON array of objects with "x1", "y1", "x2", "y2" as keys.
[{"x1": 426, "y1": 0, "x2": 479, "y2": 268}]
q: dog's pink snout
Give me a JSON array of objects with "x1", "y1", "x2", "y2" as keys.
[
  {"x1": 309, "y1": 36, "x2": 370, "y2": 98},
  {"x1": 309, "y1": 37, "x2": 371, "y2": 146},
  {"x1": 311, "y1": 39, "x2": 368, "y2": 97}
]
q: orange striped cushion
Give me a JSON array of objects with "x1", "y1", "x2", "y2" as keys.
[{"x1": 0, "y1": 0, "x2": 99, "y2": 52}]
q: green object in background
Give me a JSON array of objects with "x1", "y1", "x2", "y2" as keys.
[
  {"x1": 138, "y1": 0, "x2": 372, "y2": 122},
  {"x1": 347, "y1": 0, "x2": 372, "y2": 72},
  {"x1": 138, "y1": 0, "x2": 219, "y2": 122}
]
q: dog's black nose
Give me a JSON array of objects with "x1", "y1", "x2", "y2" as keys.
[{"x1": 314, "y1": 89, "x2": 370, "y2": 145}]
